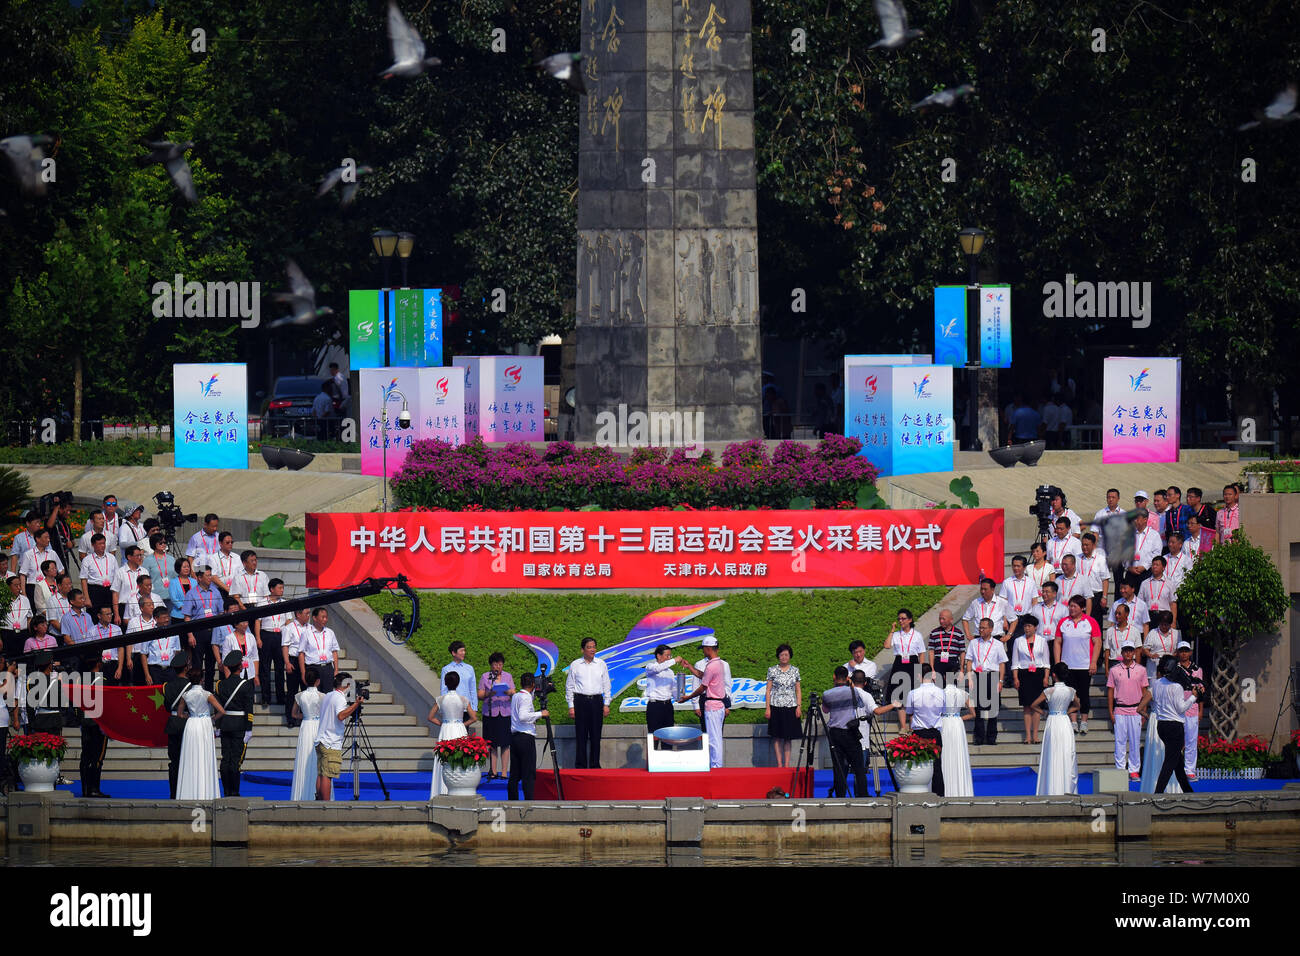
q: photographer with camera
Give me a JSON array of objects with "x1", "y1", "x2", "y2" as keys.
[
  {"x1": 1151, "y1": 655, "x2": 1204, "y2": 793},
  {"x1": 315, "y1": 672, "x2": 363, "y2": 800},
  {"x1": 819, "y1": 667, "x2": 897, "y2": 798},
  {"x1": 508, "y1": 672, "x2": 549, "y2": 800}
]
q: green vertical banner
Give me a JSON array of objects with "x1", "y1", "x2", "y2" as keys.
[
  {"x1": 391, "y1": 290, "x2": 423, "y2": 366},
  {"x1": 348, "y1": 290, "x2": 383, "y2": 369}
]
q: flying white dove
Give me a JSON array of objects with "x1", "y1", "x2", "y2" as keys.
[
  {"x1": 139, "y1": 140, "x2": 197, "y2": 203},
  {"x1": 870, "y1": 0, "x2": 923, "y2": 50},
  {"x1": 911, "y1": 84, "x2": 975, "y2": 111},
  {"x1": 535, "y1": 52, "x2": 586, "y2": 95},
  {"x1": 317, "y1": 163, "x2": 374, "y2": 207},
  {"x1": 1237, "y1": 84, "x2": 1300, "y2": 131},
  {"x1": 0, "y1": 134, "x2": 55, "y2": 198},
  {"x1": 269, "y1": 260, "x2": 335, "y2": 329},
  {"x1": 380, "y1": 2, "x2": 442, "y2": 79}
]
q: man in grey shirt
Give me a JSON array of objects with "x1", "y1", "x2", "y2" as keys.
[{"x1": 821, "y1": 667, "x2": 897, "y2": 798}]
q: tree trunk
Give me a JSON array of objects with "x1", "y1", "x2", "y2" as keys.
[
  {"x1": 1209, "y1": 641, "x2": 1241, "y2": 741},
  {"x1": 72, "y1": 353, "x2": 84, "y2": 446}
]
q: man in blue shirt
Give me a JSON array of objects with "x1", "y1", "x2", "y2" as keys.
[
  {"x1": 182, "y1": 567, "x2": 223, "y2": 689},
  {"x1": 59, "y1": 588, "x2": 95, "y2": 669},
  {"x1": 441, "y1": 641, "x2": 475, "y2": 702},
  {"x1": 1008, "y1": 394, "x2": 1042, "y2": 443},
  {"x1": 1164, "y1": 486, "x2": 1194, "y2": 538}
]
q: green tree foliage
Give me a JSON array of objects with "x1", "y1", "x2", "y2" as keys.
[
  {"x1": 1176, "y1": 533, "x2": 1288, "y2": 655},
  {"x1": 753, "y1": 0, "x2": 1300, "y2": 399},
  {"x1": 3, "y1": 8, "x2": 249, "y2": 424}
]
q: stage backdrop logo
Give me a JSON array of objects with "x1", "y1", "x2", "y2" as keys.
[
  {"x1": 1102, "y1": 356, "x2": 1180, "y2": 463},
  {"x1": 847, "y1": 364, "x2": 954, "y2": 476},
  {"x1": 307, "y1": 508, "x2": 1003, "y2": 590},
  {"x1": 174, "y1": 363, "x2": 248, "y2": 469}
]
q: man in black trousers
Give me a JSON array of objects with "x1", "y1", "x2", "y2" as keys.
[
  {"x1": 78, "y1": 656, "x2": 109, "y2": 798},
  {"x1": 508, "y1": 672, "x2": 548, "y2": 800},
  {"x1": 162, "y1": 651, "x2": 192, "y2": 799},
  {"x1": 217, "y1": 650, "x2": 255, "y2": 797},
  {"x1": 565, "y1": 638, "x2": 610, "y2": 769}
]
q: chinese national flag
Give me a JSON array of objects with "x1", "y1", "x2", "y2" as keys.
[{"x1": 74, "y1": 684, "x2": 170, "y2": 748}]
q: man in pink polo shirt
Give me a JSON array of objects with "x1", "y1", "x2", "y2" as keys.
[
  {"x1": 1106, "y1": 642, "x2": 1151, "y2": 780},
  {"x1": 678, "y1": 636, "x2": 727, "y2": 768}
]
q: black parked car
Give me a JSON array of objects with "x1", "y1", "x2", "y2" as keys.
[{"x1": 261, "y1": 376, "x2": 329, "y2": 437}]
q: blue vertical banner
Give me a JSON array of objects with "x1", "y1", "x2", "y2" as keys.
[
  {"x1": 846, "y1": 365, "x2": 953, "y2": 477},
  {"x1": 423, "y1": 288, "x2": 444, "y2": 367},
  {"x1": 174, "y1": 363, "x2": 249, "y2": 469},
  {"x1": 979, "y1": 285, "x2": 1012, "y2": 368},
  {"x1": 934, "y1": 285, "x2": 968, "y2": 366}
]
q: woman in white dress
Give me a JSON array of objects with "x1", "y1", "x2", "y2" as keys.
[
  {"x1": 939, "y1": 678, "x2": 974, "y2": 797},
  {"x1": 1139, "y1": 655, "x2": 1181, "y2": 794},
  {"x1": 1033, "y1": 662, "x2": 1080, "y2": 795},
  {"x1": 290, "y1": 665, "x2": 325, "y2": 800},
  {"x1": 176, "y1": 666, "x2": 225, "y2": 799},
  {"x1": 428, "y1": 670, "x2": 476, "y2": 797}
]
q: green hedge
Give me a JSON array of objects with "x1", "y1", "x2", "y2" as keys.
[
  {"x1": 0, "y1": 439, "x2": 173, "y2": 466},
  {"x1": 364, "y1": 588, "x2": 947, "y2": 724}
]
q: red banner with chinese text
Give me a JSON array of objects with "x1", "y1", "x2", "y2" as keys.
[{"x1": 306, "y1": 509, "x2": 1004, "y2": 589}]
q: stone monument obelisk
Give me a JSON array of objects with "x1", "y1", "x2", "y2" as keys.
[{"x1": 574, "y1": 0, "x2": 762, "y2": 441}]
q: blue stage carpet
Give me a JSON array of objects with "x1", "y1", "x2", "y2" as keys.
[{"x1": 56, "y1": 767, "x2": 1292, "y2": 800}]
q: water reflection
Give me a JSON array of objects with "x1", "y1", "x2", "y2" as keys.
[{"x1": 3, "y1": 836, "x2": 1296, "y2": 867}]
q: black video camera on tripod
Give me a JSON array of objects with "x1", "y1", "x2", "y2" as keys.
[{"x1": 1029, "y1": 484, "x2": 1063, "y2": 546}]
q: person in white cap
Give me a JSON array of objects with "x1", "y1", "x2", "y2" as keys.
[
  {"x1": 117, "y1": 502, "x2": 148, "y2": 551},
  {"x1": 679, "y1": 636, "x2": 727, "y2": 768},
  {"x1": 1128, "y1": 508, "x2": 1162, "y2": 586},
  {"x1": 1175, "y1": 640, "x2": 1203, "y2": 781},
  {"x1": 1106, "y1": 641, "x2": 1151, "y2": 781}
]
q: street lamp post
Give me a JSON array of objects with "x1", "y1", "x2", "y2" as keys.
[
  {"x1": 958, "y1": 226, "x2": 986, "y2": 450},
  {"x1": 379, "y1": 385, "x2": 409, "y2": 512}
]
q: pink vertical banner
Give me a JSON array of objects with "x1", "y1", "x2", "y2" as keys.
[
  {"x1": 360, "y1": 367, "x2": 423, "y2": 476},
  {"x1": 1102, "y1": 357, "x2": 1181, "y2": 463}
]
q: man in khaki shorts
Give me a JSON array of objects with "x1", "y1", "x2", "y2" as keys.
[{"x1": 314, "y1": 671, "x2": 361, "y2": 800}]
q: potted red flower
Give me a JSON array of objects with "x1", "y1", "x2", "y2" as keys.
[
  {"x1": 9, "y1": 732, "x2": 68, "y2": 793},
  {"x1": 434, "y1": 735, "x2": 491, "y2": 795},
  {"x1": 1196, "y1": 734, "x2": 1270, "y2": 780},
  {"x1": 885, "y1": 733, "x2": 941, "y2": 793}
]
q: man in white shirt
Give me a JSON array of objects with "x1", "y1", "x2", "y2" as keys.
[
  {"x1": 566, "y1": 637, "x2": 611, "y2": 769},
  {"x1": 283, "y1": 607, "x2": 313, "y2": 726},
  {"x1": 230, "y1": 549, "x2": 269, "y2": 610},
  {"x1": 100, "y1": 495, "x2": 122, "y2": 545},
  {"x1": 998, "y1": 556, "x2": 1039, "y2": 617},
  {"x1": 1077, "y1": 533, "x2": 1111, "y2": 619},
  {"x1": 1031, "y1": 582, "x2": 1068, "y2": 662},
  {"x1": 643, "y1": 644, "x2": 683, "y2": 734},
  {"x1": 1055, "y1": 553, "x2": 1089, "y2": 617},
  {"x1": 905, "y1": 670, "x2": 947, "y2": 795},
  {"x1": 1163, "y1": 532, "x2": 1191, "y2": 589},
  {"x1": 43, "y1": 573, "x2": 73, "y2": 641},
  {"x1": 221, "y1": 619, "x2": 260, "y2": 690},
  {"x1": 111, "y1": 545, "x2": 146, "y2": 626},
  {"x1": 298, "y1": 607, "x2": 339, "y2": 696},
  {"x1": 9, "y1": 511, "x2": 43, "y2": 575},
  {"x1": 967, "y1": 618, "x2": 1007, "y2": 745},
  {"x1": 125, "y1": 596, "x2": 157, "y2": 684},
  {"x1": 2, "y1": 576, "x2": 32, "y2": 658},
  {"x1": 79, "y1": 533, "x2": 118, "y2": 615},
  {"x1": 207, "y1": 532, "x2": 241, "y2": 593},
  {"x1": 18, "y1": 528, "x2": 64, "y2": 600},
  {"x1": 258, "y1": 577, "x2": 291, "y2": 709},
  {"x1": 1046, "y1": 517, "x2": 1082, "y2": 571},
  {"x1": 32, "y1": 559, "x2": 60, "y2": 620},
  {"x1": 1128, "y1": 509, "x2": 1162, "y2": 585},
  {"x1": 1143, "y1": 611, "x2": 1181, "y2": 681},
  {"x1": 186, "y1": 513, "x2": 222, "y2": 565},
  {"x1": 508, "y1": 672, "x2": 549, "y2": 800},
  {"x1": 142, "y1": 606, "x2": 181, "y2": 683},
  {"x1": 314, "y1": 672, "x2": 362, "y2": 800},
  {"x1": 844, "y1": 640, "x2": 878, "y2": 681},
  {"x1": 961, "y1": 578, "x2": 1013, "y2": 644},
  {"x1": 1091, "y1": 488, "x2": 1125, "y2": 543},
  {"x1": 1138, "y1": 555, "x2": 1177, "y2": 625},
  {"x1": 1103, "y1": 602, "x2": 1142, "y2": 673},
  {"x1": 1107, "y1": 577, "x2": 1151, "y2": 634},
  {"x1": 78, "y1": 512, "x2": 118, "y2": 560}
]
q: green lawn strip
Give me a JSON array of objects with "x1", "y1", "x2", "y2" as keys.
[{"x1": 363, "y1": 587, "x2": 947, "y2": 725}]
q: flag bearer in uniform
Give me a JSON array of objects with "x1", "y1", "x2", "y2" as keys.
[{"x1": 217, "y1": 650, "x2": 255, "y2": 796}]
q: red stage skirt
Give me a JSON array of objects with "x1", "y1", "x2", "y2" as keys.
[{"x1": 534, "y1": 767, "x2": 814, "y2": 800}]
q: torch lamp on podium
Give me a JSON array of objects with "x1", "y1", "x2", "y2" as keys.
[{"x1": 646, "y1": 672, "x2": 709, "y2": 772}]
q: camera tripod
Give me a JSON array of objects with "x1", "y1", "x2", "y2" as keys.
[
  {"x1": 341, "y1": 699, "x2": 390, "y2": 801},
  {"x1": 535, "y1": 665, "x2": 564, "y2": 799},
  {"x1": 789, "y1": 691, "x2": 856, "y2": 798}
]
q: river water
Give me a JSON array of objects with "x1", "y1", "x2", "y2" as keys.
[{"x1": 4, "y1": 835, "x2": 1298, "y2": 867}]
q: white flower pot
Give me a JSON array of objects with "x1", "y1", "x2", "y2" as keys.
[
  {"x1": 18, "y1": 758, "x2": 60, "y2": 793},
  {"x1": 442, "y1": 765, "x2": 483, "y2": 796},
  {"x1": 1196, "y1": 767, "x2": 1265, "y2": 781},
  {"x1": 893, "y1": 759, "x2": 935, "y2": 793},
  {"x1": 1245, "y1": 473, "x2": 1267, "y2": 494}
]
